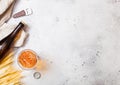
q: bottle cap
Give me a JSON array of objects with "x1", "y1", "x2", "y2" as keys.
[{"x1": 33, "y1": 72, "x2": 41, "y2": 79}]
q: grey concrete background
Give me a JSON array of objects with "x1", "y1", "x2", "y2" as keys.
[{"x1": 11, "y1": 0, "x2": 120, "y2": 85}]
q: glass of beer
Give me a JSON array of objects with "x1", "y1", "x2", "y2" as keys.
[{"x1": 17, "y1": 49, "x2": 38, "y2": 70}]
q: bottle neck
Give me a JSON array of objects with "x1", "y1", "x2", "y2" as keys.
[{"x1": 10, "y1": 22, "x2": 24, "y2": 38}]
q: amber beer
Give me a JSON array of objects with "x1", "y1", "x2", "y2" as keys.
[{"x1": 18, "y1": 49, "x2": 38, "y2": 69}]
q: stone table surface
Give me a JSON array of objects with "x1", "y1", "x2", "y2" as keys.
[{"x1": 9, "y1": 0, "x2": 120, "y2": 85}]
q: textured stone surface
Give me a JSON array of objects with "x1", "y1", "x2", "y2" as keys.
[{"x1": 11, "y1": 0, "x2": 120, "y2": 85}]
